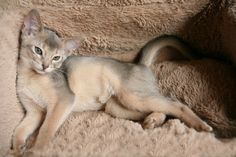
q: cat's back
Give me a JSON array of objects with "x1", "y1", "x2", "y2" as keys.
[
  {"x1": 64, "y1": 56, "x2": 108, "y2": 69},
  {"x1": 64, "y1": 55, "x2": 128, "y2": 73}
]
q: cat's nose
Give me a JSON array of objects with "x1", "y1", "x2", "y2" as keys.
[{"x1": 42, "y1": 64, "x2": 49, "y2": 70}]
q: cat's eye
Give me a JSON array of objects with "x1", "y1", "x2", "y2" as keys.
[
  {"x1": 34, "y1": 46, "x2": 42, "y2": 55},
  {"x1": 53, "y1": 56, "x2": 61, "y2": 61}
]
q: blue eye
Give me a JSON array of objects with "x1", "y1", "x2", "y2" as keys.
[{"x1": 34, "y1": 46, "x2": 42, "y2": 55}]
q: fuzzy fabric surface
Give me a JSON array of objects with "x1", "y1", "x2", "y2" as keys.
[{"x1": 0, "y1": 0, "x2": 236, "y2": 157}]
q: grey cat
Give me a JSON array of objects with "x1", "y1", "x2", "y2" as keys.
[{"x1": 13, "y1": 9, "x2": 212, "y2": 156}]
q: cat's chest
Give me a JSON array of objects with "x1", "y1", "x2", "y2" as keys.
[{"x1": 17, "y1": 75, "x2": 56, "y2": 108}]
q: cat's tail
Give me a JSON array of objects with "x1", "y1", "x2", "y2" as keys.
[{"x1": 139, "y1": 35, "x2": 199, "y2": 67}]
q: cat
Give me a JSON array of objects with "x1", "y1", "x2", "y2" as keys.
[
  {"x1": 13, "y1": 9, "x2": 212, "y2": 155},
  {"x1": 13, "y1": 9, "x2": 79, "y2": 155}
]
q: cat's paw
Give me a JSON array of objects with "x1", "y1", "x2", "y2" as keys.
[
  {"x1": 198, "y1": 121, "x2": 213, "y2": 132},
  {"x1": 23, "y1": 149, "x2": 35, "y2": 157},
  {"x1": 11, "y1": 149, "x2": 24, "y2": 157},
  {"x1": 32, "y1": 138, "x2": 49, "y2": 150},
  {"x1": 12, "y1": 142, "x2": 27, "y2": 157},
  {"x1": 142, "y1": 112, "x2": 166, "y2": 129},
  {"x1": 191, "y1": 120, "x2": 213, "y2": 132},
  {"x1": 7, "y1": 149, "x2": 21, "y2": 157}
]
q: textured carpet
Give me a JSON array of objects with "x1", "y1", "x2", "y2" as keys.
[{"x1": 0, "y1": 0, "x2": 236, "y2": 157}]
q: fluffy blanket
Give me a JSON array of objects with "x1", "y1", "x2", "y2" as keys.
[{"x1": 0, "y1": 0, "x2": 236, "y2": 156}]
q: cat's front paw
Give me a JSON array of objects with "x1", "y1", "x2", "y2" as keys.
[
  {"x1": 8, "y1": 149, "x2": 22, "y2": 157},
  {"x1": 13, "y1": 141, "x2": 27, "y2": 157},
  {"x1": 23, "y1": 144, "x2": 44, "y2": 157},
  {"x1": 32, "y1": 138, "x2": 49, "y2": 150},
  {"x1": 23, "y1": 148, "x2": 36, "y2": 157}
]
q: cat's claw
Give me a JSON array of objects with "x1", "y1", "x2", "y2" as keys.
[
  {"x1": 200, "y1": 121, "x2": 213, "y2": 132},
  {"x1": 192, "y1": 120, "x2": 213, "y2": 132}
]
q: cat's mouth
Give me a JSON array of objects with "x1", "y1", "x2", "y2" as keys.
[
  {"x1": 34, "y1": 68, "x2": 47, "y2": 74},
  {"x1": 34, "y1": 67, "x2": 54, "y2": 74},
  {"x1": 32, "y1": 62, "x2": 55, "y2": 74}
]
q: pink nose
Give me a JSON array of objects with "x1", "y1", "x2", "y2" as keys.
[{"x1": 42, "y1": 64, "x2": 49, "y2": 70}]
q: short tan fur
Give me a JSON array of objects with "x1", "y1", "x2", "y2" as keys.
[{"x1": 13, "y1": 9, "x2": 212, "y2": 156}]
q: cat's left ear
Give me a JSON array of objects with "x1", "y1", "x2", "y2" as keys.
[
  {"x1": 63, "y1": 38, "x2": 83, "y2": 55},
  {"x1": 22, "y1": 9, "x2": 42, "y2": 37}
]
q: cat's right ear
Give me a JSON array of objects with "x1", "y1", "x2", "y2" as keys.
[
  {"x1": 63, "y1": 37, "x2": 84, "y2": 55},
  {"x1": 22, "y1": 9, "x2": 42, "y2": 37}
]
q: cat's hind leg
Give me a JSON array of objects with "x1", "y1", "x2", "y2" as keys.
[
  {"x1": 105, "y1": 97, "x2": 166, "y2": 129},
  {"x1": 105, "y1": 97, "x2": 146, "y2": 121},
  {"x1": 119, "y1": 90, "x2": 212, "y2": 132}
]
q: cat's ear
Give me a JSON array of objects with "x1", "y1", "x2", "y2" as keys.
[
  {"x1": 63, "y1": 38, "x2": 83, "y2": 55},
  {"x1": 22, "y1": 9, "x2": 42, "y2": 37}
]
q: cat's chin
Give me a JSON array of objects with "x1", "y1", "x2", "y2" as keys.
[
  {"x1": 34, "y1": 69, "x2": 47, "y2": 74},
  {"x1": 34, "y1": 68, "x2": 55, "y2": 74}
]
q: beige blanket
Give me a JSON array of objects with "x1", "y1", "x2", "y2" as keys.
[{"x1": 0, "y1": 0, "x2": 236, "y2": 156}]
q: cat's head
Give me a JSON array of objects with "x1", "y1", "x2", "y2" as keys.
[{"x1": 19, "y1": 9, "x2": 80, "y2": 74}]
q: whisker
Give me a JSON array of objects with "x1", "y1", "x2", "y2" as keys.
[{"x1": 55, "y1": 69, "x2": 68, "y2": 75}]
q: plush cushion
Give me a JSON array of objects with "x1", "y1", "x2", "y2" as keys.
[{"x1": 0, "y1": 0, "x2": 236, "y2": 156}]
